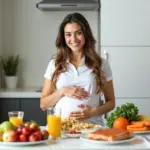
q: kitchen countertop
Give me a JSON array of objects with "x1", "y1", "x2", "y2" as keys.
[
  {"x1": 0, "y1": 87, "x2": 41, "y2": 98},
  {"x1": 0, "y1": 134, "x2": 149, "y2": 150}
]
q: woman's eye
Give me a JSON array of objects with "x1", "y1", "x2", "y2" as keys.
[
  {"x1": 76, "y1": 32, "x2": 82, "y2": 35},
  {"x1": 65, "y1": 34, "x2": 71, "y2": 37}
]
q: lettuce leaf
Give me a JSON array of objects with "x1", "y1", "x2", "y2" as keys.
[{"x1": 106, "y1": 103, "x2": 139, "y2": 128}]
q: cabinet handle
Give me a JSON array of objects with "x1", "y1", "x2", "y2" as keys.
[
  {"x1": 104, "y1": 50, "x2": 108, "y2": 60},
  {"x1": 103, "y1": 50, "x2": 109, "y2": 119}
]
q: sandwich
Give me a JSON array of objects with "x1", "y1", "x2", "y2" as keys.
[{"x1": 88, "y1": 128, "x2": 133, "y2": 141}]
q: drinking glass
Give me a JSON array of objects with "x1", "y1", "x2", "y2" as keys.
[
  {"x1": 8, "y1": 111, "x2": 24, "y2": 127},
  {"x1": 47, "y1": 107, "x2": 61, "y2": 139}
]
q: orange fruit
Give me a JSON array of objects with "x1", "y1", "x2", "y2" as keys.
[{"x1": 113, "y1": 117, "x2": 129, "y2": 130}]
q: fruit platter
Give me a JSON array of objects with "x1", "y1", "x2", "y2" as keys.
[{"x1": 0, "y1": 121, "x2": 49, "y2": 146}]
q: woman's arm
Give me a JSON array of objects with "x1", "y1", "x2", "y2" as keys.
[
  {"x1": 40, "y1": 78, "x2": 90, "y2": 111},
  {"x1": 40, "y1": 79, "x2": 64, "y2": 111},
  {"x1": 91, "y1": 80, "x2": 115, "y2": 117},
  {"x1": 70, "y1": 80, "x2": 115, "y2": 120}
]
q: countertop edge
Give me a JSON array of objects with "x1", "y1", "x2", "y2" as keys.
[{"x1": 0, "y1": 87, "x2": 42, "y2": 98}]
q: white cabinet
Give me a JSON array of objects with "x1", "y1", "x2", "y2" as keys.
[
  {"x1": 100, "y1": 0, "x2": 150, "y2": 114},
  {"x1": 101, "y1": 47, "x2": 150, "y2": 98},
  {"x1": 101, "y1": 0, "x2": 150, "y2": 46}
]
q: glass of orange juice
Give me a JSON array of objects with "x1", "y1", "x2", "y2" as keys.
[
  {"x1": 8, "y1": 111, "x2": 24, "y2": 127},
  {"x1": 47, "y1": 107, "x2": 61, "y2": 139}
]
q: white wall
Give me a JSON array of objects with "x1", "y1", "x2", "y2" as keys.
[{"x1": 3, "y1": 0, "x2": 98, "y2": 87}]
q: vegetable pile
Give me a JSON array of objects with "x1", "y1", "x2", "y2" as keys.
[{"x1": 106, "y1": 103, "x2": 139, "y2": 128}]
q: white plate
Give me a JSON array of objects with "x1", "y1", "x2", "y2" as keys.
[
  {"x1": 63, "y1": 131, "x2": 82, "y2": 138},
  {"x1": 65, "y1": 133, "x2": 82, "y2": 138},
  {"x1": 62, "y1": 125, "x2": 102, "y2": 134},
  {"x1": 133, "y1": 130, "x2": 150, "y2": 134},
  {"x1": 80, "y1": 134, "x2": 137, "y2": 145},
  {"x1": 80, "y1": 126, "x2": 101, "y2": 134},
  {"x1": 0, "y1": 139, "x2": 49, "y2": 146}
]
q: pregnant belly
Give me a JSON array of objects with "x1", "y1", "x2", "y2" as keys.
[{"x1": 55, "y1": 97, "x2": 86, "y2": 118}]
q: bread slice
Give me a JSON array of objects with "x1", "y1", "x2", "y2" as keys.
[{"x1": 88, "y1": 128, "x2": 133, "y2": 141}]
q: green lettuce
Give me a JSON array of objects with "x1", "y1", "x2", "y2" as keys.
[{"x1": 106, "y1": 103, "x2": 139, "y2": 128}]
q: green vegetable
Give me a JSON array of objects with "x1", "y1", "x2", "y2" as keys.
[{"x1": 106, "y1": 103, "x2": 139, "y2": 128}]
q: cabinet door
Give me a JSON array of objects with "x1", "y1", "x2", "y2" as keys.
[
  {"x1": 101, "y1": 47, "x2": 150, "y2": 98},
  {"x1": 21, "y1": 98, "x2": 46, "y2": 126},
  {"x1": 0, "y1": 98, "x2": 20, "y2": 122},
  {"x1": 101, "y1": 0, "x2": 150, "y2": 46}
]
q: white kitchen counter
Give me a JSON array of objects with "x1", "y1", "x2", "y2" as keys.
[
  {"x1": 0, "y1": 135, "x2": 149, "y2": 150},
  {"x1": 0, "y1": 87, "x2": 41, "y2": 98}
]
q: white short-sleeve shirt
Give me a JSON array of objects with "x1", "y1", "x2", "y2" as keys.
[{"x1": 44, "y1": 57, "x2": 113, "y2": 125}]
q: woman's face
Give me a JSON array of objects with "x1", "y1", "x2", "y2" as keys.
[{"x1": 64, "y1": 22, "x2": 85, "y2": 53}]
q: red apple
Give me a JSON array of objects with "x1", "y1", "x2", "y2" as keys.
[
  {"x1": 34, "y1": 131, "x2": 42, "y2": 141},
  {"x1": 37, "y1": 127, "x2": 41, "y2": 131},
  {"x1": 22, "y1": 127, "x2": 31, "y2": 135},
  {"x1": 16, "y1": 125, "x2": 24, "y2": 135},
  {"x1": 24, "y1": 122, "x2": 31, "y2": 128},
  {"x1": 3, "y1": 130, "x2": 17, "y2": 142},
  {"x1": 41, "y1": 130, "x2": 49, "y2": 140},
  {"x1": 19, "y1": 134, "x2": 27, "y2": 142},
  {"x1": 28, "y1": 133, "x2": 38, "y2": 142},
  {"x1": 29, "y1": 122, "x2": 39, "y2": 132}
]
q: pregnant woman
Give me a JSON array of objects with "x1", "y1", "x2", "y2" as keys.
[{"x1": 40, "y1": 12, "x2": 115, "y2": 125}]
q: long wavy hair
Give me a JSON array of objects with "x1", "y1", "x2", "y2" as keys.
[{"x1": 51, "y1": 13, "x2": 106, "y2": 94}]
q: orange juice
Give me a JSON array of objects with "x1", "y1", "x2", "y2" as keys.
[
  {"x1": 47, "y1": 115, "x2": 61, "y2": 138},
  {"x1": 9, "y1": 117, "x2": 23, "y2": 127}
]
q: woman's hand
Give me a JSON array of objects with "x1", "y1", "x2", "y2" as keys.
[
  {"x1": 69, "y1": 104, "x2": 93, "y2": 120},
  {"x1": 61, "y1": 86, "x2": 89, "y2": 100}
]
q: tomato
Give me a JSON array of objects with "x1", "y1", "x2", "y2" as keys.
[
  {"x1": 75, "y1": 131, "x2": 81, "y2": 134},
  {"x1": 113, "y1": 117, "x2": 129, "y2": 130},
  {"x1": 68, "y1": 130, "x2": 81, "y2": 134}
]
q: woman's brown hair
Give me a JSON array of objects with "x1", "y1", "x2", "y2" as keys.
[{"x1": 51, "y1": 13, "x2": 106, "y2": 94}]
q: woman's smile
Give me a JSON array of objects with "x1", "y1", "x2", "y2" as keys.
[{"x1": 70, "y1": 43, "x2": 80, "y2": 46}]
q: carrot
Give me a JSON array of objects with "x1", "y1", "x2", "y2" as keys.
[
  {"x1": 130, "y1": 120, "x2": 150, "y2": 127},
  {"x1": 143, "y1": 120, "x2": 150, "y2": 126},
  {"x1": 127, "y1": 126, "x2": 149, "y2": 131},
  {"x1": 130, "y1": 121, "x2": 144, "y2": 125},
  {"x1": 127, "y1": 124, "x2": 145, "y2": 128}
]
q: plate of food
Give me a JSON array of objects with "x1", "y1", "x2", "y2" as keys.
[
  {"x1": 126, "y1": 120, "x2": 150, "y2": 134},
  {"x1": 80, "y1": 128, "x2": 137, "y2": 145},
  {"x1": 64, "y1": 130, "x2": 82, "y2": 138},
  {"x1": 0, "y1": 139, "x2": 49, "y2": 146},
  {"x1": 61, "y1": 117, "x2": 102, "y2": 134},
  {"x1": 0, "y1": 121, "x2": 50, "y2": 146},
  {"x1": 80, "y1": 134, "x2": 137, "y2": 145}
]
